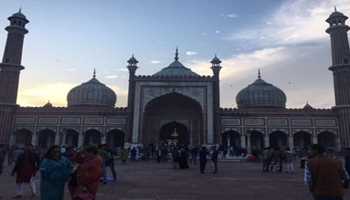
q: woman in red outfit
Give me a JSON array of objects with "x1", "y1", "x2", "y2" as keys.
[
  {"x1": 69, "y1": 146, "x2": 103, "y2": 200},
  {"x1": 11, "y1": 144, "x2": 40, "y2": 198}
]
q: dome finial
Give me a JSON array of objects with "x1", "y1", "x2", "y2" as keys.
[
  {"x1": 175, "y1": 47, "x2": 179, "y2": 61},
  {"x1": 93, "y1": 68, "x2": 96, "y2": 79},
  {"x1": 258, "y1": 68, "x2": 261, "y2": 79},
  {"x1": 334, "y1": 6, "x2": 337, "y2": 12}
]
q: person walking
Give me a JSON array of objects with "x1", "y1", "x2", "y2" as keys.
[
  {"x1": 11, "y1": 144, "x2": 40, "y2": 199},
  {"x1": 199, "y1": 146, "x2": 208, "y2": 174},
  {"x1": 211, "y1": 146, "x2": 219, "y2": 174},
  {"x1": 104, "y1": 146, "x2": 117, "y2": 182},
  {"x1": 70, "y1": 145, "x2": 103, "y2": 200},
  {"x1": 262, "y1": 147, "x2": 272, "y2": 172},
  {"x1": 285, "y1": 148, "x2": 295, "y2": 174},
  {"x1": 40, "y1": 145, "x2": 73, "y2": 200},
  {"x1": 306, "y1": 144, "x2": 348, "y2": 200}
]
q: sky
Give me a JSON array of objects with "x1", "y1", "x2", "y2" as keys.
[{"x1": 0, "y1": 0, "x2": 349, "y2": 108}]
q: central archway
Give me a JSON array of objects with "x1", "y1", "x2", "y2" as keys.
[
  {"x1": 159, "y1": 121, "x2": 189, "y2": 145},
  {"x1": 142, "y1": 92, "x2": 203, "y2": 145}
]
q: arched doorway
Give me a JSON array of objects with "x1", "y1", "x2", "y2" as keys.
[
  {"x1": 159, "y1": 121, "x2": 189, "y2": 145},
  {"x1": 106, "y1": 129, "x2": 125, "y2": 148},
  {"x1": 222, "y1": 131, "x2": 241, "y2": 149},
  {"x1": 318, "y1": 131, "x2": 336, "y2": 149},
  {"x1": 65, "y1": 129, "x2": 79, "y2": 147},
  {"x1": 84, "y1": 129, "x2": 101, "y2": 146},
  {"x1": 270, "y1": 131, "x2": 288, "y2": 149},
  {"x1": 142, "y1": 92, "x2": 203, "y2": 145},
  {"x1": 294, "y1": 131, "x2": 312, "y2": 151},
  {"x1": 14, "y1": 129, "x2": 33, "y2": 147},
  {"x1": 249, "y1": 130, "x2": 264, "y2": 153},
  {"x1": 38, "y1": 129, "x2": 56, "y2": 149}
]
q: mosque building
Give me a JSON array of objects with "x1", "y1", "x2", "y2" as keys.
[{"x1": 0, "y1": 9, "x2": 349, "y2": 153}]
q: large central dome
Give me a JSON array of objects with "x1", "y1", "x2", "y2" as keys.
[
  {"x1": 153, "y1": 49, "x2": 199, "y2": 77},
  {"x1": 67, "y1": 70, "x2": 117, "y2": 107},
  {"x1": 236, "y1": 71, "x2": 286, "y2": 109}
]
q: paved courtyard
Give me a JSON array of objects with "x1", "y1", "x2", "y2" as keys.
[{"x1": 0, "y1": 160, "x2": 349, "y2": 200}]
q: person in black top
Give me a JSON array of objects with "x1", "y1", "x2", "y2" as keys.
[
  {"x1": 211, "y1": 146, "x2": 219, "y2": 174},
  {"x1": 199, "y1": 146, "x2": 208, "y2": 174}
]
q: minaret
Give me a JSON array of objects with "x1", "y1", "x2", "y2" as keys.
[
  {"x1": 211, "y1": 55, "x2": 222, "y2": 143},
  {"x1": 0, "y1": 10, "x2": 29, "y2": 145},
  {"x1": 126, "y1": 55, "x2": 138, "y2": 143},
  {"x1": 326, "y1": 8, "x2": 350, "y2": 147},
  {"x1": 0, "y1": 9, "x2": 29, "y2": 104}
]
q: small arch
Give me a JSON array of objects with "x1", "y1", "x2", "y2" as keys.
[
  {"x1": 84, "y1": 129, "x2": 102, "y2": 146},
  {"x1": 159, "y1": 121, "x2": 189, "y2": 145},
  {"x1": 318, "y1": 131, "x2": 336, "y2": 149},
  {"x1": 38, "y1": 129, "x2": 56, "y2": 149},
  {"x1": 249, "y1": 130, "x2": 264, "y2": 153},
  {"x1": 106, "y1": 129, "x2": 125, "y2": 149},
  {"x1": 64, "y1": 129, "x2": 79, "y2": 147},
  {"x1": 14, "y1": 128, "x2": 33, "y2": 147},
  {"x1": 293, "y1": 131, "x2": 312, "y2": 151},
  {"x1": 222, "y1": 130, "x2": 241, "y2": 149},
  {"x1": 270, "y1": 131, "x2": 288, "y2": 149}
]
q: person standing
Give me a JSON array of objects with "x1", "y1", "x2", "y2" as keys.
[
  {"x1": 211, "y1": 146, "x2": 219, "y2": 174},
  {"x1": 0, "y1": 145, "x2": 6, "y2": 176},
  {"x1": 11, "y1": 144, "x2": 40, "y2": 199},
  {"x1": 191, "y1": 146, "x2": 199, "y2": 165},
  {"x1": 307, "y1": 144, "x2": 348, "y2": 200},
  {"x1": 40, "y1": 145, "x2": 73, "y2": 200},
  {"x1": 0, "y1": 145, "x2": 6, "y2": 200},
  {"x1": 199, "y1": 146, "x2": 208, "y2": 174}
]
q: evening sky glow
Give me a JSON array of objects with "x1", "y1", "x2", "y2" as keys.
[{"x1": 0, "y1": 0, "x2": 350, "y2": 108}]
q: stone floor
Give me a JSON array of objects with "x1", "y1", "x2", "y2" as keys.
[{"x1": 0, "y1": 160, "x2": 348, "y2": 200}]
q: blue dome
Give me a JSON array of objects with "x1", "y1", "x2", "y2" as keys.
[
  {"x1": 236, "y1": 76, "x2": 286, "y2": 109},
  {"x1": 67, "y1": 74, "x2": 116, "y2": 107}
]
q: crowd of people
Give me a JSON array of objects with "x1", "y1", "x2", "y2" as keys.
[
  {"x1": 1, "y1": 143, "x2": 350, "y2": 199},
  {"x1": 0, "y1": 144, "x2": 117, "y2": 200}
]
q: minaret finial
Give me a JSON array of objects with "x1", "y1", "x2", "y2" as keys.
[
  {"x1": 334, "y1": 6, "x2": 337, "y2": 12},
  {"x1": 19, "y1": 7, "x2": 22, "y2": 13},
  {"x1": 175, "y1": 47, "x2": 179, "y2": 61},
  {"x1": 93, "y1": 68, "x2": 96, "y2": 78},
  {"x1": 258, "y1": 68, "x2": 261, "y2": 79}
]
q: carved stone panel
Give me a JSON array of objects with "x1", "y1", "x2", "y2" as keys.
[
  {"x1": 245, "y1": 118, "x2": 265, "y2": 126},
  {"x1": 38, "y1": 117, "x2": 59, "y2": 124},
  {"x1": 15, "y1": 117, "x2": 35, "y2": 124},
  {"x1": 268, "y1": 119, "x2": 288, "y2": 127},
  {"x1": 291, "y1": 119, "x2": 312, "y2": 127},
  {"x1": 61, "y1": 117, "x2": 81, "y2": 124},
  {"x1": 106, "y1": 118, "x2": 126, "y2": 125},
  {"x1": 84, "y1": 117, "x2": 104, "y2": 125},
  {"x1": 221, "y1": 118, "x2": 241, "y2": 126},
  {"x1": 315, "y1": 119, "x2": 336, "y2": 127}
]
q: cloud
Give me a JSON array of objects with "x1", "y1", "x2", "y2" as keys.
[
  {"x1": 215, "y1": 30, "x2": 221, "y2": 34},
  {"x1": 226, "y1": 0, "x2": 350, "y2": 46},
  {"x1": 224, "y1": 13, "x2": 238, "y2": 19},
  {"x1": 151, "y1": 60, "x2": 161, "y2": 64},
  {"x1": 185, "y1": 51, "x2": 198, "y2": 56},
  {"x1": 18, "y1": 82, "x2": 77, "y2": 107},
  {"x1": 105, "y1": 75, "x2": 118, "y2": 79},
  {"x1": 191, "y1": 47, "x2": 288, "y2": 79}
]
